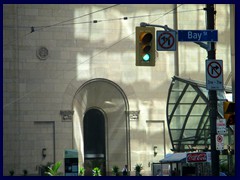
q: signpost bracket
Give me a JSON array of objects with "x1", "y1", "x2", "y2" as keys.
[
  {"x1": 194, "y1": 42, "x2": 211, "y2": 51},
  {"x1": 140, "y1": 22, "x2": 212, "y2": 52},
  {"x1": 140, "y1": 22, "x2": 177, "y2": 33}
]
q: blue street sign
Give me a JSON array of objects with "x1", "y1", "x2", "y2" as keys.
[{"x1": 178, "y1": 30, "x2": 218, "y2": 42}]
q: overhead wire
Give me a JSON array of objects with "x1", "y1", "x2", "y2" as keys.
[
  {"x1": 3, "y1": 6, "x2": 203, "y2": 48},
  {"x1": 3, "y1": 4, "x2": 120, "y2": 46},
  {"x1": 33, "y1": 4, "x2": 120, "y2": 32},
  {"x1": 3, "y1": 4, "x2": 204, "y2": 109},
  {"x1": 61, "y1": 4, "x2": 187, "y2": 68},
  {"x1": 62, "y1": 4, "x2": 187, "y2": 108},
  {"x1": 3, "y1": 4, "x2": 120, "y2": 109},
  {"x1": 3, "y1": 7, "x2": 203, "y2": 30}
]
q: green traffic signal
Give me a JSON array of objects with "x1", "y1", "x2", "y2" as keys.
[
  {"x1": 135, "y1": 26, "x2": 155, "y2": 66},
  {"x1": 143, "y1": 54, "x2": 150, "y2": 61}
]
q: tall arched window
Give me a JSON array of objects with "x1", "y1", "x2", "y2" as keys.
[
  {"x1": 83, "y1": 108, "x2": 106, "y2": 175},
  {"x1": 84, "y1": 108, "x2": 105, "y2": 156}
]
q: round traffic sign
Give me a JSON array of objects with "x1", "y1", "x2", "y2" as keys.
[
  {"x1": 207, "y1": 61, "x2": 222, "y2": 78},
  {"x1": 216, "y1": 135, "x2": 223, "y2": 143},
  {"x1": 158, "y1": 32, "x2": 175, "y2": 49}
]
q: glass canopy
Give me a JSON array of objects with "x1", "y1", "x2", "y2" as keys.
[{"x1": 166, "y1": 76, "x2": 231, "y2": 152}]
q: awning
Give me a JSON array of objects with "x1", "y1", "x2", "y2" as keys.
[
  {"x1": 166, "y1": 76, "x2": 231, "y2": 152},
  {"x1": 160, "y1": 153, "x2": 186, "y2": 163}
]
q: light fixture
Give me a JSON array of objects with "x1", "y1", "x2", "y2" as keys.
[{"x1": 153, "y1": 146, "x2": 158, "y2": 156}]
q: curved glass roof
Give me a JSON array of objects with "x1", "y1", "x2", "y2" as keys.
[{"x1": 166, "y1": 76, "x2": 231, "y2": 152}]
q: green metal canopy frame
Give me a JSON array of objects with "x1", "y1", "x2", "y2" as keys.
[{"x1": 166, "y1": 76, "x2": 231, "y2": 152}]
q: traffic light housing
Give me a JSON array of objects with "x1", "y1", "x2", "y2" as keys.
[
  {"x1": 136, "y1": 26, "x2": 155, "y2": 66},
  {"x1": 223, "y1": 101, "x2": 235, "y2": 126}
]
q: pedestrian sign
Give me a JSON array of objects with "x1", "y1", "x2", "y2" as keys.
[
  {"x1": 157, "y1": 31, "x2": 176, "y2": 51},
  {"x1": 206, "y1": 59, "x2": 223, "y2": 90}
]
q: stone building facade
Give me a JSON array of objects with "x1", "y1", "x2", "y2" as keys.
[{"x1": 3, "y1": 4, "x2": 234, "y2": 176}]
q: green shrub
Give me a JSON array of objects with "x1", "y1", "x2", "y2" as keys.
[
  {"x1": 45, "y1": 161, "x2": 62, "y2": 176},
  {"x1": 9, "y1": 170, "x2": 14, "y2": 176},
  {"x1": 112, "y1": 165, "x2": 119, "y2": 176},
  {"x1": 79, "y1": 167, "x2": 85, "y2": 176},
  {"x1": 134, "y1": 164, "x2": 143, "y2": 176},
  {"x1": 92, "y1": 167, "x2": 101, "y2": 176}
]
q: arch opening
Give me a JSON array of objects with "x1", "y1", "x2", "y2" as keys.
[{"x1": 72, "y1": 78, "x2": 130, "y2": 175}]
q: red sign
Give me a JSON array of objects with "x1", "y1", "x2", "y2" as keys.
[{"x1": 186, "y1": 152, "x2": 207, "y2": 163}]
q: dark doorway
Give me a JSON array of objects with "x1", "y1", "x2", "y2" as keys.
[{"x1": 83, "y1": 108, "x2": 106, "y2": 176}]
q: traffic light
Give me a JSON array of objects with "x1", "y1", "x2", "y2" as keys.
[
  {"x1": 136, "y1": 26, "x2": 155, "y2": 66},
  {"x1": 223, "y1": 101, "x2": 235, "y2": 126}
]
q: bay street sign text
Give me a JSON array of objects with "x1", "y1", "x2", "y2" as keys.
[{"x1": 178, "y1": 30, "x2": 218, "y2": 42}]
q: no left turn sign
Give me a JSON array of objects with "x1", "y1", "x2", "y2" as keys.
[{"x1": 157, "y1": 31, "x2": 176, "y2": 51}]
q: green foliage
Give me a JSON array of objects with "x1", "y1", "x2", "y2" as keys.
[
  {"x1": 84, "y1": 159, "x2": 105, "y2": 176},
  {"x1": 220, "y1": 162, "x2": 228, "y2": 172},
  {"x1": 134, "y1": 163, "x2": 143, "y2": 172},
  {"x1": 111, "y1": 165, "x2": 119, "y2": 176},
  {"x1": 23, "y1": 169, "x2": 28, "y2": 176},
  {"x1": 79, "y1": 167, "x2": 85, "y2": 176},
  {"x1": 9, "y1": 170, "x2": 14, "y2": 176},
  {"x1": 92, "y1": 167, "x2": 101, "y2": 176},
  {"x1": 39, "y1": 162, "x2": 54, "y2": 176},
  {"x1": 134, "y1": 164, "x2": 143, "y2": 176},
  {"x1": 45, "y1": 161, "x2": 62, "y2": 176}
]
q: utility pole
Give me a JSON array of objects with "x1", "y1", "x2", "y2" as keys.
[
  {"x1": 205, "y1": 4, "x2": 219, "y2": 176},
  {"x1": 140, "y1": 5, "x2": 220, "y2": 175}
]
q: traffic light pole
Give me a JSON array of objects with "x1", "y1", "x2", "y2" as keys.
[
  {"x1": 205, "y1": 4, "x2": 220, "y2": 176},
  {"x1": 140, "y1": 4, "x2": 219, "y2": 176}
]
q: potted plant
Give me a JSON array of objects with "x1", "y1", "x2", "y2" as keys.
[
  {"x1": 134, "y1": 163, "x2": 143, "y2": 176},
  {"x1": 23, "y1": 169, "x2": 28, "y2": 176},
  {"x1": 39, "y1": 162, "x2": 54, "y2": 176},
  {"x1": 79, "y1": 167, "x2": 85, "y2": 176},
  {"x1": 92, "y1": 167, "x2": 101, "y2": 176},
  {"x1": 112, "y1": 165, "x2": 119, "y2": 176},
  {"x1": 45, "y1": 161, "x2": 63, "y2": 176},
  {"x1": 9, "y1": 170, "x2": 14, "y2": 176}
]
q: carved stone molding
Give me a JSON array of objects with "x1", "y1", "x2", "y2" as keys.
[
  {"x1": 126, "y1": 110, "x2": 140, "y2": 120},
  {"x1": 60, "y1": 110, "x2": 74, "y2": 121},
  {"x1": 36, "y1": 46, "x2": 48, "y2": 60}
]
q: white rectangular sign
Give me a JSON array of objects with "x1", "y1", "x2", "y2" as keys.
[
  {"x1": 216, "y1": 119, "x2": 226, "y2": 134},
  {"x1": 206, "y1": 59, "x2": 223, "y2": 90}
]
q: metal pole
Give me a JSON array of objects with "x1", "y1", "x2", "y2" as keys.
[
  {"x1": 173, "y1": 4, "x2": 179, "y2": 76},
  {"x1": 205, "y1": 4, "x2": 219, "y2": 176}
]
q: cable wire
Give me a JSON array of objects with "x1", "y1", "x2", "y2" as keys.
[
  {"x1": 3, "y1": 4, "x2": 120, "y2": 46},
  {"x1": 4, "y1": 4, "x2": 198, "y2": 109},
  {"x1": 3, "y1": 7, "x2": 204, "y2": 30},
  {"x1": 34, "y1": 4, "x2": 120, "y2": 31}
]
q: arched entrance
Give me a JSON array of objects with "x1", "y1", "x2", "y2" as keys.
[
  {"x1": 83, "y1": 108, "x2": 106, "y2": 176},
  {"x1": 72, "y1": 78, "x2": 130, "y2": 175}
]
